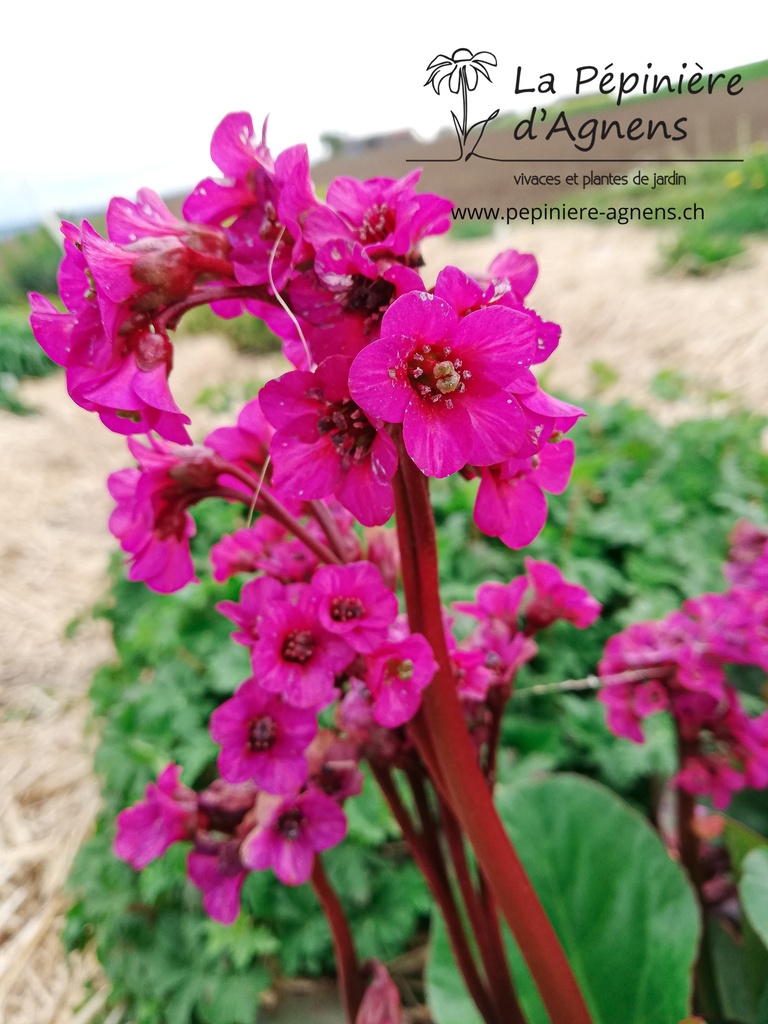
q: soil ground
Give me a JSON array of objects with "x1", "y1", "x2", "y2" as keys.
[{"x1": 1, "y1": 223, "x2": 767, "y2": 1024}]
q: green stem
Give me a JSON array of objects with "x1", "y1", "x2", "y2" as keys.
[{"x1": 393, "y1": 449, "x2": 594, "y2": 1024}]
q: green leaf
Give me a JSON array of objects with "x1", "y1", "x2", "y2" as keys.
[
  {"x1": 742, "y1": 848, "x2": 768, "y2": 951},
  {"x1": 198, "y1": 970, "x2": 271, "y2": 1024},
  {"x1": 427, "y1": 774, "x2": 700, "y2": 1024},
  {"x1": 723, "y1": 816, "x2": 768, "y2": 874}
]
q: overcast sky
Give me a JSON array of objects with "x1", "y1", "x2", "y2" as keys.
[{"x1": 1, "y1": 1, "x2": 764, "y2": 230}]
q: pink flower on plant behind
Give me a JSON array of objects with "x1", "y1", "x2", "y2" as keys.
[
  {"x1": 288, "y1": 242, "x2": 424, "y2": 364},
  {"x1": 240, "y1": 789, "x2": 348, "y2": 886},
  {"x1": 211, "y1": 518, "x2": 323, "y2": 584},
  {"x1": 355, "y1": 961, "x2": 404, "y2": 1024},
  {"x1": 216, "y1": 575, "x2": 287, "y2": 647},
  {"x1": 183, "y1": 112, "x2": 318, "y2": 292},
  {"x1": 114, "y1": 764, "x2": 197, "y2": 870},
  {"x1": 108, "y1": 436, "x2": 225, "y2": 593},
  {"x1": 303, "y1": 169, "x2": 452, "y2": 263},
  {"x1": 210, "y1": 679, "x2": 318, "y2": 794},
  {"x1": 187, "y1": 844, "x2": 248, "y2": 926},
  {"x1": 348, "y1": 290, "x2": 536, "y2": 478},
  {"x1": 522, "y1": 558, "x2": 602, "y2": 634},
  {"x1": 473, "y1": 439, "x2": 576, "y2": 550}
]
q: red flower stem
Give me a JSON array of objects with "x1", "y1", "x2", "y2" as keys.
[
  {"x1": 370, "y1": 763, "x2": 500, "y2": 1024},
  {"x1": 407, "y1": 713, "x2": 451, "y2": 804},
  {"x1": 311, "y1": 857, "x2": 363, "y2": 1024},
  {"x1": 306, "y1": 499, "x2": 351, "y2": 563},
  {"x1": 155, "y1": 283, "x2": 273, "y2": 333},
  {"x1": 393, "y1": 450, "x2": 594, "y2": 1024},
  {"x1": 478, "y1": 869, "x2": 523, "y2": 1016},
  {"x1": 484, "y1": 686, "x2": 509, "y2": 789},
  {"x1": 675, "y1": 736, "x2": 721, "y2": 1020},
  {"x1": 214, "y1": 462, "x2": 341, "y2": 565},
  {"x1": 438, "y1": 797, "x2": 525, "y2": 1024},
  {"x1": 404, "y1": 766, "x2": 444, "y2": 870},
  {"x1": 675, "y1": 737, "x2": 705, "y2": 897}
]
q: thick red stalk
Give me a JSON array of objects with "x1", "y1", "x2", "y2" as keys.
[
  {"x1": 370, "y1": 764, "x2": 500, "y2": 1024},
  {"x1": 393, "y1": 450, "x2": 595, "y2": 1024},
  {"x1": 438, "y1": 798, "x2": 525, "y2": 1024},
  {"x1": 311, "y1": 858, "x2": 363, "y2": 1023}
]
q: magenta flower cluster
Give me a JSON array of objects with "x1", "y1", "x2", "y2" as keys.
[
  {"x1": 113, "y1": 551, "x2": 597, "y2": 923},
  {"x1": 29, "y1": 109, "x2": 768, "y2": 1022},
  {"x1": 31, "y1": 111, "x2": 580, "y2": 554},
  {"x1": 599, "y1": 521, "x2": 768, "y2": 808}
]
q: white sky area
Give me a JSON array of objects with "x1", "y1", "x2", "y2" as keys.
[{"x1": 0, "y1": 0, "x2": 765, "y2": 231}]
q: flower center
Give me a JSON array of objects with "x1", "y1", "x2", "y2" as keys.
[
  {"x1": 346, "y1": 275, "x2": 396, "y2": 316},
  {"x1": 405, "y1": 344, "x2": 471, "y2": 407},
  {"x1": 358, "y1": 203, "x2": 396, "y2": 244},
  {"x1": 316, "y1": 396, "x2": 377, "y2": 469},
  {"x1": 277, "y1": 808, "x2": 305, "y2": 841},
  {"x1": 317, "y1": 765, "x2": 343, "y2": 795},
  {"x1": 248, "y1": 715, "x2": 277, "y2": 751},
  {"x1": 281, "y1": 629, "x2": 316, "y2": 664},
  {"x1": 385, "y1": 657, "x2": 414, "y2": 683},
  {"x1": 330, "y1": 596, "x2": 366, "y2": 622}
]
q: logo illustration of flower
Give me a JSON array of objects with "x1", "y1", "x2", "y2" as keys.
[{"x1": 425, "y1": 49, "x2": 499, "y2": 159}]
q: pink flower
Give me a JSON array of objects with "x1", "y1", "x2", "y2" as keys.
[
  {"x1": 29, "y1": 218, "x2": 197, "y2": 443},
  {"x1": 288, "y1": 243, "x2": 423, "y2": 364},
  {"x1": 355, "y1": 961, "x2": 403, "y2": 1024},
  {"x1": 187, "y1": 842, "x2": 248, "y2": 925},
  {"x1": 348, "y1": 291, "x2": 535, "y2": 477},
  {"x1": 260, "y1": 356, "x2": 398, "y2": 526},
  {"x1": 210, "y1": 679, "x2": 318, "y2": 794},
  {"x1": 211, "y1": 518, "x2": 321, "y2": 584},
  {"x1": 183, "y1": 112, "x2": 318, "y2": 292},
  {"x1": 365, "y1": 634, "x2": 439, "y2": 727},
  {"x1": 240, "y1": 789, "x2": 347, "y2": 885},
  {"x1": 453, "y1": 577, "x2": 538, "y2": 687},
  {"x1": 306, "y1": 731, "x2": 364, "y2": 803},
  {"x1": 522, "y1": 558, "x2": 602, "y2": 634},
  {"x1": 303, "y1": 169, "x2": 452, "y2": 263},
  {"x1": 216, "y1": 575, "x2": 287, "y2": 646},
  {"x1": 473, "y1": 440, "x2": 575, "y2": 549},
  {"x1": 205, "y1": 394, "x2": 275, "y2": 499},
  {"x1": 114, "y1": 764, "x2": 196, "y2": 869},
  {"x1": 451, "y1": 646, "x2": 496, "y2": 701},
  {"x1": 107, "y1": 436, "x2": 225, "y2": 593},
  {"x1": 251, "y1": 586, "x2": 354, "y2": 707},
  {"x1": 433, "y1": 256, "x2": 561, "y2": 365},
  {"x1": 724, "y1": 519, "x2": 768, "y2": 590},
  {"x1": 312, "y1": 562, "x2": 399, "y2": 653}
]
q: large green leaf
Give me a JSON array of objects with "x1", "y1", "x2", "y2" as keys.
[
  {"x1": 742, "y1": 848, "x2": 768, "y2": 951},
  {"x1": 427, "y1": 774, "x2": 700, "y2": 1024}
]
